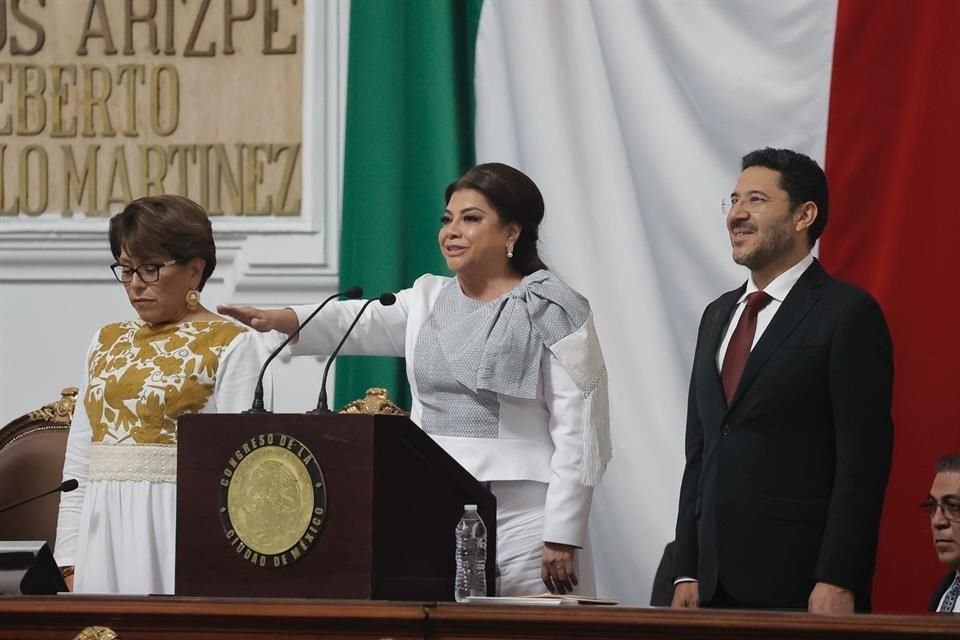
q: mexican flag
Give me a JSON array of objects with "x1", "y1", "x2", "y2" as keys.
[{"x1": 337, "y1": 0, "x2": 960, "y2": 611}]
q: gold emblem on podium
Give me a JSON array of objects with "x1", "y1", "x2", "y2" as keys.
[{"x1": 218, "y1": 433, "x2": 327, "y2": 567}]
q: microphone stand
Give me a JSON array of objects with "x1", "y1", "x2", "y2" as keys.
[
  {"x1": 245, "y1": 286, "x2": 363, "y2": 413},
  {"x1": 308, "y1": 293, "x2": 397, "y2": 414}
]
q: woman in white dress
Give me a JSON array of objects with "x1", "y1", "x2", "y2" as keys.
[
  {"x1": 55, "y1": 195, "x2": 272, "y2": 594},
  {"x1": 221, "y1": 163, "x2": 610, "y2": 596}
]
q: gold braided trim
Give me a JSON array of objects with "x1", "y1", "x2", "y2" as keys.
[
  {"x1": 28, "y1": 387, "x2": 79, "y2": 425},
  {"x1": 89, "y1": 442, "x2": 177, "y2": 483}
]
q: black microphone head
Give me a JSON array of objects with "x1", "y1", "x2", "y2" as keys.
[
  {"x1": 61, "y1": 479, "x2": 79, "y2": 492},
  {"x1": 378, "y1": 293, "x2": 397, "y2": 306},
  {"x1": 344, "y1": 286, "x2": 363, "y2": 299}
]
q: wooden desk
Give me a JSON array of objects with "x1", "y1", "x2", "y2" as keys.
[
  {"x1": 1, "y1": 597, "x2": 957, "y2": 640},
  {"x1": 426, "y1": 603, "x2": 960, "y2": 640},
  {"x1": 0, "y1": 597, "x2": 425, "y2": 640}
]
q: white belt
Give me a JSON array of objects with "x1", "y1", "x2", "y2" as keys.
[{"x1": 89, "y1": 442, "x2": 177, "y2": 483}]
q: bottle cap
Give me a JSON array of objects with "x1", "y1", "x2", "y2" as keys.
[{"x1": 464, "y1": 504, "x2": 478, "y2": 511}]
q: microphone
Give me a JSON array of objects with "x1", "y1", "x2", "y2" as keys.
[
  {"x1": 0, "y1": 479, "x2": 78, "y2": 515},
  {"x1": 246, "y1": 286, "x2": 364, "y2": 413},
  {"x1": 308, "y1": 292, "x2": 397, "y2": 414}
]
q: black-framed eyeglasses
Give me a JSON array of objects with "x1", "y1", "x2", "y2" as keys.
[
  {"x1": 921, "y1": 498, "x2": 960, "y2": 522},
  {"x1": 110, "y1": 259, "x2": 179, "y2": 283}
]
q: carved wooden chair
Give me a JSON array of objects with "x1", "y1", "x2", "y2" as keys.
[{"x1": 0, "y1": 388, "x2": 78, "y2": 551}]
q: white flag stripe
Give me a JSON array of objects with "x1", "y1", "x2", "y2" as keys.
[{"x1": 475, "y1": 0, "x2": 837, "y2": 603}]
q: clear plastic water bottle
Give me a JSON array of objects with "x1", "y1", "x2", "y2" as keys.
[{"x1": 454, "y1": 504, "x2": 487, "y2": 602}]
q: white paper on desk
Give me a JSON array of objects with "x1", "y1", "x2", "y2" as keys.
[{"x1": 461, "y1": 596, "x2": 575, "y2": 606}]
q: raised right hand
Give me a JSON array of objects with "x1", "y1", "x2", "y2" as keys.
[{"x1": 218, "y1": 305, "x2": 298, "y2": 334}]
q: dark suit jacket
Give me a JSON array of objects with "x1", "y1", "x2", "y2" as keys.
[
  {"x1": 930, "y1": 571, "x2": 956, "y2": 611},
  {"x1": 674, "y1": 259, "x2": 893, "y2": 610}
]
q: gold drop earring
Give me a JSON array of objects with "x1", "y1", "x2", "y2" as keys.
[{"x1": 185, "y1": 289, "x2": 200, "y2": 311}]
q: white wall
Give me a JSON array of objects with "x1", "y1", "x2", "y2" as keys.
[{"x1": 0, "y1": 2, "x2": 350, "y2": 419}]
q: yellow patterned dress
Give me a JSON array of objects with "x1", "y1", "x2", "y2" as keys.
[{"x1": 54, "y1": 320, "x2": 272, "y2": 594}]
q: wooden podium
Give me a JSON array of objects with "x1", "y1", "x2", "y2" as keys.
[{"x1": 175, "y1": 413, "x2": 496, "y2": 601}]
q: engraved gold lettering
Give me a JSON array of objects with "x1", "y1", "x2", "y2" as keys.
[
  {"x1": 0, "y1": 65, "x2": 12, "y2": 135},
  {"x1": 244, "y1": 142, "x2": 271, "y2": 214},
  {"x1": 124, "y1": 0, "x2": 159, "y2": 55},
  {"x1": 50, "y1": 65, "x2": 77, "y2": 137},
  {"x1": 104, "y1": 145, "x2": 132, "y2": 208},
  {"x1": 19, "y1": 144, "x2": 47, "y2": 215},
  {"x1": 273, "y1": 142, "x2": 300, "y2": 214},
  {"x1": 140, "y1": 144, "x2": 167, "y2": 194},
  {"x1": 62, "y1": 144, "x2": 99, "y2": 213},
  {"x1": 77, "y1": 0, "x2": 118, "y2": 56},
  {"x1": 212, "y1": 143, "x2": 241, "y2": 215},
  {"x1": 263, "y1": 0, "x2": 296, "y2": 54},
  {"x1": 116, "y1": 64, "x2": 144, "y2": 137},
  {"x1": 184, "y1": 0, "x2": 215, "y2": 57},
  {"x1": 167, "y1": 144, "x2": 195, "y2": 197},
  {"x1": 81, "y1": 64, "x2": 116, "y2": 137},
  {"x1": 15, "y1": 63, "x2": 45, "y2": 135},
  {"x1": 162, "y1": 0, "x2": 174, "y2": 54},
  {"x1": 197, "y1": 143, "x2": 212, "y2": 209},
  {"x1": 0, "y1": 144, "x2": 19, "y2": 214},
  {"x1": 10, "y1": 0, "x2": 46, "y2": 55},
  {"x1": 150, "y1": 63, "x2": 178, "y2": 135},
  {"x1": 223, "y1": 0, "x2": 255, "y2": 55}
]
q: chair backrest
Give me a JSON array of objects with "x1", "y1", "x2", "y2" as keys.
[{"x1": 0, "y1": 388, "x2": 78, "y2": 551}]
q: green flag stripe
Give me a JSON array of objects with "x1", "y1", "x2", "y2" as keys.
[{"x1": 336, "y1": 0, "x2": 484, "y2": 409}]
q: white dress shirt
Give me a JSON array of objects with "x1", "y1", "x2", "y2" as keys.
[
  {"x1": 937, "y1": 571, "x2": 960, "y2": 612},
  {"x1": 716, "y1": 253, "x2": 815, "y2": 370}
]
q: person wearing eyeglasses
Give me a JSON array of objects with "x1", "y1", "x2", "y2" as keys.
[
  {"x1": 925, "y1": 453, "x2": 960, "y2": 612},
  {"x1": 54, "y1": 195, "x2": 273, "y2": 594},
  {"x1": 672, "y1": 148, "x2": 893, "y2": 613}
]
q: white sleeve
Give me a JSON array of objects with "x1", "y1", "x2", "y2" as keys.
[
  {"x1": 54, "y1": 333, "x2": 98, "y2": 567},
  {"x1": 289, "y1": 286, "x2": 415, "y2": 358},
  {"x1": 540, "y1": 349, "x2": 594, "y2": 548},
  {"x1": 213, "y1": 330, "x2": 274, "y2": 413}
]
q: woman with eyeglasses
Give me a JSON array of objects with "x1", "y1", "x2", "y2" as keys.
[{"x1": 54, "y1": 195, "x2": 273, "y2": 594}]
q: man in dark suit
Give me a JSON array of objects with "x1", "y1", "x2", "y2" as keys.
[
  {"x1": 671, "y1": 148, "x2": 893, "y2": 613},
  {"x1": 925, "y1": 453, "x2": 960, "y2": 612}
]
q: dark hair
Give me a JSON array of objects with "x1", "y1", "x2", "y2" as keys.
[
  {"x1": 445, "y1": 162, "x2": 547, "y2": 275},
  {"x1": 741, "y1": 147, "x2": 829, "y2": 248},
  {"x1": 109, "y1": 195, "x2": 217, "y2": 290},
  {"x1": 936, "y1": 453, "x2": 960, "y2": 474}
]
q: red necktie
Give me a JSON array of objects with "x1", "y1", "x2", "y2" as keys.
[{"x1": 720, "y1": 291, "x2": 773, "y2": 405}]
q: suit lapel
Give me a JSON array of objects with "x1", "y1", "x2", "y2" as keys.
[
  {"x1": 727, "y1": 260, "x2": 827, "y2": 410},
  {"x1": 703, "y1": 286, "x2": 744, "y2": 413}
]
